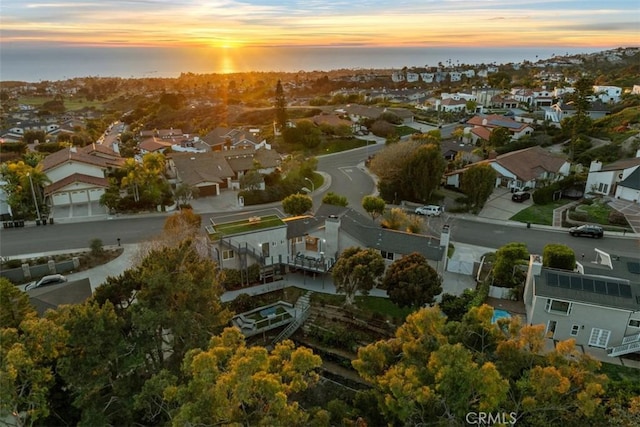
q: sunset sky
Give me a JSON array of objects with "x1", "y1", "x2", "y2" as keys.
[{"x1": 1, "y1": 0, "x2": 637, "y2": 50}]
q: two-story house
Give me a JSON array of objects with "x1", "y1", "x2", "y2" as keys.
[
  {"x1": 465, "y1": 114, "x2": 534, "y2": 142},
  {"x1": 207, "y1": 205, "x2": 449, "y2": 286},
  {"x1": 523, "y1": 250, "x2": 640, "y2": 359},
  {"x1": 585, "y1": 153, "x2": 640, "y2": 203},
  {"x1": 42, "y1": 144, "x2": 125, "y2": 219}
]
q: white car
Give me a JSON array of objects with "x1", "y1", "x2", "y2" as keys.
[
  {"x1": 25, "y1": 274, "x2": 67, "y2": 291},
  {"x1": 414, "y1": 205, "x2": 443, "y2": 216}
]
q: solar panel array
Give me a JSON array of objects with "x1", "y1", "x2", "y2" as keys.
[{"x1": 545, "y1": 271, "x2": 633, "y2": 299}]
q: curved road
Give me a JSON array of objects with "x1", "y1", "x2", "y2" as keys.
[{"x1": 1, "y1": 142, "x2": 638, "y2": 261}]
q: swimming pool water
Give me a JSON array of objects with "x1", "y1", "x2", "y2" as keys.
[{"x1": 491, "y1": 309, "x2": 511, "y2": 324}]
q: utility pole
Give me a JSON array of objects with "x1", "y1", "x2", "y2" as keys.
[{"x1": 27, "y1": 173, "x2": 41, "y2": 221}]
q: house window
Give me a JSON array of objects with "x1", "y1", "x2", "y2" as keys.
[
  {"x1": 380, "y1": 251, "x2": 394, "y2": 260},
  {"x1": 588, "y1": 328, "x2": 611, "y2": 348},
  {"x1": 261, "y1": 242, "x2": 269, "y2": 258},
  {"x1": 629, "y1": 319, "x2": 640, "y2": 328},
  {"x1": 222, "y1": 250, "x2": 234, "y2": 260},
  {"x1": 570, "y1": 324, "x2": 580, "y2": 336},
  {"x1": 545, "y1": 299, "x2": 571, "y2": 315},
  {"x1": 305, "y1": 236, "x2": 318, "y2": 251}
]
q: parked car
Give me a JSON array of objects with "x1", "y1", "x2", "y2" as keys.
[
  {"x1": 25, "y1": 274, "x2": 67, "y2": 291},
  {"x1": 415, "y1": 205, "x2": 443, "y2": 216},
  {"x1": 569, "y1": 224, "x2": 604, "y2": 239},
  {"x1": 511, "y1": 191, "x2": 531, "y2": 202}
]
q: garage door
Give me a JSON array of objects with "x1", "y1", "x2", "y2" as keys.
[{"x1": 197, "y1": 185, "x2": 218, "y2": 197}]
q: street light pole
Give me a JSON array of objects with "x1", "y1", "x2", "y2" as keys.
[
  {"x1": 304, "y1": 177, "x2": 314, "y2": 193},
  {"x1": 27, "y1": 173, "x2": 41, "y2": 220}
]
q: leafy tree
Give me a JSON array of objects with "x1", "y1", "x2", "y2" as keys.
[
  {"x1": 332, "y1": 247, "x2": 385, "y2": 305},
  {"x1": 322, "y1": 192, "x2": 348, "y2": 207},
  {"x1": 465, "y1": 99, "x2": 477, "y2": 113},
  {"x1": 565, "y1": 77, "x2": 595, "y2": 161},
  {"x1": 239, "y1": 169, "x2": 263, "y2": 191},
  {"x1": 382, "y1": 252, "x2": 442, "y2": 308},
  {"x1": 22, "y1": 130, "x2": 47, "y2": 145},
  {"x1": 439, "y1": 289, "x2": 476, "y2": 322},
  {"x1": 543, "y1": 243, "x2": 575, "y2": 270},
  {"x1": 489, "y1": 126, "x2": 511, "y2": 147},
  {"x1": 275, "y1": 79, "x2": 287, "y2": 132},
  {"x1": 0, "y1": 278, "x2": 35, "y2": 329},
  {"x1": 282, "y1": 193, "x2": 312, "y2": 216},
  {"x1": 173, "y1": 182, "x2": 199, "y2": 207},
  {"x1": 168, "y1": 328, "x2": 322, "y2": 426},
  {"x1": 488, "y1": 71, "x2": 512, "y2": 89},
  {"x1": 461, "y1": 163, "x2": 497, "y2": 213},
  {"x1": 353, "y1": 305, "x2": 608, "y2": 426},
  {"x1": 361, "y1": 195, "x2": 386, "y2": 221},
  {"x1": 491, "y1": 242, "x2": 529, "y2": 287},
  {"x1": 0, "y1": 306, "x2": 68, "y2": 426},
  {"x1": 47, "y1": 301, "x2": 133, "y2": 426},
  {"x1": 405, "y1": 143, "x2": 446, "y2": 203},
  {"x1": 0, "y1": 160, "x2": 50, "y2": 219}
]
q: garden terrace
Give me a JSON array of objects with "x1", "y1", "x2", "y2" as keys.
[{"x1": 206, "y1": 214, "x2": 285, "y2": 240}]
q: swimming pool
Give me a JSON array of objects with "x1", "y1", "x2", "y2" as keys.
[{"x1": 491, "y1": 309, "x2": 511, "y2": 324}]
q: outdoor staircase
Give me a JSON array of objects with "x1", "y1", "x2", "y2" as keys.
[
  {"x1": 607, "y1": 332, "x2": 640, "y2": 357},
  {"x1": 271, "y1": 291, "x2": 313, "y2": 345}
]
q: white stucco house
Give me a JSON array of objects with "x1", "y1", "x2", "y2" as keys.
[
  {"x1": 42, "y1": 144, "x2": 124, "y2": 219},
  {"x1": 207, "y1": 205, "x2": 449, "y2": 284},
  {"x1": 585, "y1": 153, "x2": 640, "y2": 203},
  {"x1": 445, "y1": 146, "x2": 570, "y2": 191},
  {"x1": 592, "y1": 85, "x2": 622, "y2": 104}
]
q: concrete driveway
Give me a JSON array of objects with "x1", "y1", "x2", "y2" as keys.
[{"x1": 478, "y1": 188, "x2": 532, "y2": 221}]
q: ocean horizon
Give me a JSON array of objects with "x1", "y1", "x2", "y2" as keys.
[{"x1": 0, "y1": 45, "x2": 604, "y2": 83}]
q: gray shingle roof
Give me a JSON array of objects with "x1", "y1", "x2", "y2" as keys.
[{"x1": 536, "y1": 267, "x2": 639, "y2": 311}]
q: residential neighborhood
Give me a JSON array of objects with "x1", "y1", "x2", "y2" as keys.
[{"x1": 1, "y1": 46, "x2": 640, "y2": 426}]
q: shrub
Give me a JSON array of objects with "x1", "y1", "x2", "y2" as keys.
[
  {"x1": 543, "y1": 243, "x2": 575, "y2": 271},
  {"x1": 569, "y1": 211, "x2": 588, "y2": 222},
  {"x1": 608, "y1": 211, "x2": 628, "y2": 226},
  {"x1": 5, "y1": 259, "x2": 23, "y2": 269},
  {"x1": 90, "y1": 238, "x2": 104, "y2": 256},
  {"x1": 219, "y1": 268, "x2": 242, "y2": 290}
]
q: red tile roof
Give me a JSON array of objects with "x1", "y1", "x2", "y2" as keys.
[{"x1": 44, "y1": 173, "x2": 109, "y2": 195}]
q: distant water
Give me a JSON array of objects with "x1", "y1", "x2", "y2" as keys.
[{"x1": 0, "y1": 45, "x2": 602, "y2": 82}]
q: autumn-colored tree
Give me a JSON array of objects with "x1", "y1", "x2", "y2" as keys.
[
  {"x1": 380, "y1": 207, "x2": 407, "y2": 230},
  {"x1": 382, "y1": 252, "x2": 442, "y2": 308},
  {"x1": 163, "y1": 208, "x2": 202, "y2": 233},
  {"x1": 353, "y1": 305, "x2": 609, "y2": 426},
  {"x1": 167, "y1": 328, "x2": 322, "y2": 426},
  {"x1": 332, "y1": 247, "x2": 385, "y2": 305},
  {"x1": 361, "y1": 195, "x2": 386, "y2": 221},
  {"x1": 282, "y1": 193, "x2": 313, "y2": 216}
]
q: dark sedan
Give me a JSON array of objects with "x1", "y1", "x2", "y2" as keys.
[{"x1": 569, "y1": 224, "x2": 604, "y2": 238}]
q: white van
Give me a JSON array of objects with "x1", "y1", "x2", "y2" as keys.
[{"x1": 414, "y1": 205, "x2": 443, "y2": 216}]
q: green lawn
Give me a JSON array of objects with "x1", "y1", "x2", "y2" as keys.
[
  {"x1": 18, "y1": 95, "x2": 111, "y2": 111},
  {"x1": 576, "y1": 201, "x2": 614, "y2": 224},
  {"x1": 316, "y1": 137, "x2": 367, "y2": 155},
  {"x1": 510, "y1": 199, "x2": 572, "y2": 225},
  {"x1": 396, "y1": 125, "x2": 418, "y2": 137},
  {"x1": 311, "y1": 293, "x2": 414, "y2": 320}
]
